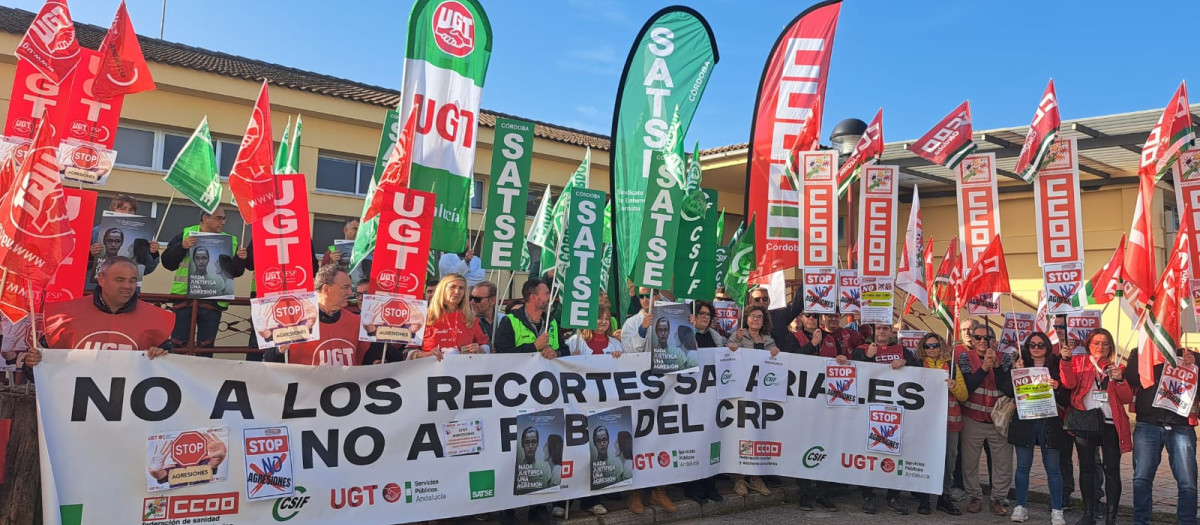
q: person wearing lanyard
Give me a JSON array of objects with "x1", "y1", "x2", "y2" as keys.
[{"x1": 1060, "y1": 328, "x2": 1132, "y2": 525}]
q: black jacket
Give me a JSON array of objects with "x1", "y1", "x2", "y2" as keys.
[
  {"x1": 1125, "y1": 348, "x2": 1195, "y2": 427},
  {"x1": 493, "y1": 308, "x2": 567, "y2": 356},
  {"x1": 997, "y1": 355, "x2": 1072, "y2": 449},
  {"x1": 769, "y1": 291, "x2": 805, "y2": 354}
]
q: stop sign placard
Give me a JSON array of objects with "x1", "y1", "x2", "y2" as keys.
[
  {"x1": 381, "y1": 299, "x2": 411, "y2": 325},
  {"x1": 272, "y1": 296, "x2": 305, "y2": 326},
  {"x1": 171, "y1": 431, "x2": 209, "y2": 466}
]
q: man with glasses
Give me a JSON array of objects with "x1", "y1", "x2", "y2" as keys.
[
  {"x1": 621, "y1": 287, "x2": 660, "y2": 353},
  {"x1": 161, "y1": 207, "x2": 247, "y2": 356},
  {"x1": 471, "y1": 281, "x2": 500, "y2": 340},
  {"x1": 957, "y1": 324, "x2": 1013, "y2": 516},
  {"x1": 823, "y1": 312, "x2": 863, "y2": 357},
  {"x1": 795, "y1": 311, "x2": 835, "y2": 357},
  {"x1": 749, "y1": 286, "x2": 805, "y2": 354}
]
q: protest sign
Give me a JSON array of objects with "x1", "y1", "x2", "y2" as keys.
[
  {"x1": 999, "y1": 313, "x2": 1036, "y2": 355},
  {"x1": 825, "y1": 359, "x2": 857, "y2": 407},
  {"x1": 1044, "y1": 262, "x2": 1084, "y2": 315},
  {"x1": 1012, "y1": 367, "x2": 1058, "y2": 420},
  {"x1": 898, "y1": 330, "x2": 924, "y2": 358},
  {"x1": 444, "y1": 420, "x2": 485, "y2": 457},
  {"x1": 755, "y1": 354, "x2": 788, "y2": 403},
  {"x1": 242, "y1": 427, "x2": 295, "y2": 501},
  {"x1": 860, "y1": 277, "x2": 894, "y2": 325},
  {"x1": 514, "y1": 409, "x2": 565, "y2": 495},
  {"x1": 713, "y1": 300, "x2": 739, "y2": 339},
  {"x1": 838, "y1": 269, "x2": 860, "y2": 314},
  {"x1": 59, "y1": 138, "x2": 117, "y2": 185},
  {"x1": 88, "y1": 211, "x2": 153, "y2": 291},
  {"x1": 1153, "y1": 363, "x2": 1198, "y2": 417},
  {"x1": 867, "y1": 404, "x2": 903, "y2": 455},
  {"x1": 482, "y1": 118, "x2": 534, "y2": 270},
  {"x1": 252, "y1": 173, "x2": 314, "y2": 296},
  {"x1": 561, "y1": 188, "x2": 605, "y2": 329},
  {"x1": 1067, "y1": 310, "x2": 1101, "y2": 355},
  {"x1": 858, "y1": 165, "x2": 898, "y2": 278},
  {"x1": 802, "y1": 268, "x2": 837, "y2": 314},
  {"x1": 650, "y1": 302, "x2": 697, "y2": 373},
  {"x1": 187, "y1": 233, "x2": 235, "y2": 300},
  {"x1": 715, "y1": 348, "x2": 743, "y2": 400},
  {"x1": 358, "y1": 293, "x2": 427, "y2": 344},
  {"x1": 145, "y1": 427, "x2": 230, "y2": 492},
  {"x1": 249, "y1": 292, "x2": 320, "y2": 349},
  {"x1": 587, "y1": 407, "x2": 634, "y2": 491}
]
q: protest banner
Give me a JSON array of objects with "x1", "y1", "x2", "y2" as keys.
[
  {"x1": 46, "y1": 188, "x2": 96, "y2": 302},
  {"x1": 482, "y1": 118, "x2": 534, "y2": 270},
  {"x1": 1011, "y1": 367, "x2": 1057, "y2": 420},
  {"x1": 956, "y1": 153, "x2": 1002, "y2": 314},
  {"x1": 587, "y1": 407, "x2": 634, "y2": 491},
  {"x1": 1152, "y1": 363, "x2": 1198, "y2": 417},
  {"x1": 650, "y1": 302, "x2": 697, "y2": 373},
  {"x1": 746, "y1": 1, "x2": 841, "y2": 277},
  {"x1": 252, "y1": 173, "x2": 314, "y2": 296},
  {"x1": 712, "y1": 299, "x2": 739, "y2": 339},
  {"x1": 358, "y1": 293, "x2": 427, "y2": 345},
  {"x1": 802, "y1": 268, "x2": 837, "y2": 314},
  {"x1": 34, "y1": 348, "x2": 948, "y2": 524},
  {"x1": 674, "y1": 189, "x2": 719, "y2": 300},
  {"x1": 825, "y1": 359, "x2": 857, "y2": 407},
  {"x1": 858, "y1": 165, "x2": 897, "y2": 278},
  {"x1": 371, "y1": 188, "x2": 436, "y2": 297},
  {"x1": 86, "y1": 211, "x2": 151, "y2": 292},
  {"x1": 1066, "y1": 310, "x2": 1102, "y2": 355},
  {"x1": 187, "y1": 233, "x2": 235, "y2": 300},
  {"x1": 800, "y1": 151, "x2": 839, "y2": 271},
  {"x1": 401, "y1": 0, "x2": 493, "y2": 253},
  {"x1": 561, "y1": 188, "x2": 605, "y2": 329},
  {"x1": 838, "y1": 269, "x2": 860, "y2": 314},
  {"x1": 249, "y1": 291, "x2": 320, "y2": 349},
  {"x1": 999, "y1": 313, "x2": 1036, "y2": 355}
]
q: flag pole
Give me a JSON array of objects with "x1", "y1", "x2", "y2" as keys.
[
  {"x1": 24, "y1": 278, "x2": 36, "y2": 393},
  {"x1": 543, "y1": 229, "x2": 567, "y2": 335},
  {"x1": 153, "y1": 190, "x2": 177, "y2": 242}
]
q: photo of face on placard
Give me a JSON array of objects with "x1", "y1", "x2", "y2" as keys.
[
  {"x1": 187, "y1": 233, "x2": 235, "y2": 300},
  {"x1": 650, "y1": 302, "x2": 697, "y2": 374},
  {"x1": 513, "y1": 408, "x2": 565, "y2": 496},
  {"x1": 87, "y1": 212, "x2": 154, "y2": 291},
  {"x1": 588, "y1": 406, "x2": 634, "y2": 491}
]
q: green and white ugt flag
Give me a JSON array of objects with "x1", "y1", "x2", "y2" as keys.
[
  {"x1": 350, "y1": 109, "x2": 401, "y2": 272},
  {"x1": 400, "y1": 0, "x2": 493, "y2": 253},
  {"x1": 560, "y1": 188, "x2": 606, "y2": 329},
  {"x1": 163, "y1": 117, "x2": 222, "y2": 214},
  {"x1": 482, "y1": 118, "x2": 535, "y2": 270}
]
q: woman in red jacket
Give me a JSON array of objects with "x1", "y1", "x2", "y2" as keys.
[
  {"x1": 410, "y1": 273, "x2": 489, "y2": 360},
  {"x1": 1059, "y1": 328, "x2": 1132, "y2": 525}
]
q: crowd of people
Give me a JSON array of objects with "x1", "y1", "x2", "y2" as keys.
[{"x1": 10, "y1": 196, "x2": 1199, "y2": 525}]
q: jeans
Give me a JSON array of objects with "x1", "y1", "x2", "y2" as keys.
[
  {"x1": 1015, "y1": 445, "x2": 1063, "y2": 509},
  {"x1": 171, "y1": 306, "x2": 222, "y2": 357},
  {"x1": 1076, "y1": 424, "x2": 1121, "y2": 512},
  {"x1": 1132, "y1": 423, "x2": 1197, "y2": 525}
]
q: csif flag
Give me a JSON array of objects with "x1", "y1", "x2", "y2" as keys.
[
  {"x1": 836, "y1": 107, "x2": 883, "y2": 198},
  {"x1": 896, "y1": 185, "x2": 926, "y2": 306},
  {"x1": 746, "y1": 0, "x2": 841, "y2": 278},
  {"x1": 228, "y1": 80, "x2": 276, "y2": 224},
  {"x1": 16, "y1": 0, "x2": 81, "y2": 85},
  {"x1": 163, "y1": 117, "x2": 222, "y2": 214},
  {"x1": 723, "y1": 215, "x2": 757, "y2": 306},
  {"x1": 908, "y1": 101, "x2": 977, "y2": 169},
  {"x1": 1073, "y1": 235, "x2": 1125, "y2": 308},
  {"x1": 1138, "y1": 221, "x2": 1190, "y2": 386},
  {"x1": 92, "y1": 0, "x2": 156, "y2": 100},
  {"x1": 1013, "y1": 79, "x2": 1060, "y2": 183},
  {"x1": 1140, "y1": 81, "x2": 1194, "y2": 183}
]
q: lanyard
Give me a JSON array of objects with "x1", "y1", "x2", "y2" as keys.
[{"x1": 1089, "y1": 356, "x2": 1108, "y2": 390}]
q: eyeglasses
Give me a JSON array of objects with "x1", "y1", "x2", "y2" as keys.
[
  {"x1": 1053, "y1": 324, "x2": 1067, "y2": 330},
  {"x1": 208, "y1": 215, "x2": 228, "y2": 222},
  {"x1": 752, "y1": 296, "x2": 769, "y2": 303},
  {"x1": 924, "y1": 343, "x2": 941, "y2": 349},
  {"x1": 746, "y1": 314, "x2": 764, "y2": 320},
  {"x1": 470, "y1": 296, "x2": 489, "y2": 302},
  {"x1": 638, "y1": 293, "x2": 658, "y2": 299},
  {"x1": 1028, "y1": 342, "x2": 1047, "y2": 349},
  {"x1": 802, "y1": 313, "x2": 817, "y2": 319},
  {"x1": 971, "y1": 335, "x2": 987, "y2": 341},
  {"x1": 696, "y1": 312, "x2": 712, "y2": 318}
]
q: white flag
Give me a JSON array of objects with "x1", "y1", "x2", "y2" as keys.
[{"x1": 895, "y1": 186, "x2": 927, "y2": 306}]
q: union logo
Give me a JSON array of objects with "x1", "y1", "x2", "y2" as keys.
[{"x1": 432, "y1": 1, "x2": 476, "y2": 58}]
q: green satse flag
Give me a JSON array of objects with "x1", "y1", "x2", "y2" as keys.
[
  {"x1": 527, "y1": 185, "x2": 554, "y2": 251},
  {"x1": 599, "y1": 200, "x2": 613, "y2": 292},
  {"x1": 274, "y1": 116, "x2": 291, "y2": 173},
  {"x1": 674, "y1": 188, "x2": 718, "y2": 300},
  {"x1": 544, "y1": 149, "x2": 591, "y2": 286},
  {"x1": 482, "y1": 118, "x2": 535, "y2": 270},
  {"x1": 633, "y1": 107, "x2": 686, "y2": 289},
  {"x1": 560, "y1": 188, "x2": 606, "y2": 329},
  {"x1": 722, "y1": 216, "x2": 756, "y2": 306},
  {"x1": 401, "y1": 0, "x2": 493, "y2": 254},
  {"x1": 350, "y1": 109, "x2": 401, "y2": 271},
  {"x1": 286, "y1": 115, "x2": 303, "y2": 174},
  {"x1": 163, "y1": 117, "x2": 222, "y2": 214}
]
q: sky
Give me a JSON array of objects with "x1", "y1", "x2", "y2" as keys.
[{"x1": 8, "y1": 0, "x2": 1195, "y2": 150}]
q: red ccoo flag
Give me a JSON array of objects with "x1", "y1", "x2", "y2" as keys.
[
  {"x1": 1138, "y1": 221, "x2": 1190, "y2": 386},
  {"x1": 363, "y1": 105, "x2": 419, "y2": 222},
  {"x1": 960, "y1": 235, "x2": 1010, "y2": 302},
  {"x1": 908, "y1": 101, "x2": 977, "y2": 170},
  {"x1": 1013, "y1": 79, "x2": 1061, "y2": 183},
  {"x1": 1122, "y1": 175, "x2": 1156, "y2": 307},
  {"x1": 15, "y1": 0, "x2": 80, "y2": 85},
  {"x1": 92, "y1": 1, "x2": 156, "y2": 100},
  {"x1": 1139, "y1": 81, "x2": 1194, "y2": 183},
  {"x1": 228, "y1": 81, "x2": 276, "y2": 224},
  {"x1": 835, "y1": 107, "x2": 883, "y2": 198}
]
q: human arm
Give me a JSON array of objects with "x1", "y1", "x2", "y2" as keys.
[
  {"x1": 159, "y1": 232, "x2": 188, "y2": 271},
  {"x1": 950, "y1": 367, "x2": 970, "y2": 402},
  {"x1": 1058, "y1": 353, "x2": 1080, "y2": 389},
  {"x1": 1122, "y1": 348, "x2": 1142, "y2": 391},
  {"x1": 465, "y1": 256, "x2": 486, "y2": 287},
  {"x1": 620, "y1": 315, "x2": 646, "y2": 353},
  {"x1": 958, "y1": 352, "x2": 987, "y2": 393}
]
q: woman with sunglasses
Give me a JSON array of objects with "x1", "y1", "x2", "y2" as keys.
[
  {"x1": 1060, "y1": 328, "x2": 1132, "y2": 525},
  {"x1": 996, "y1": 331, "x2": 1069, "y2": 524},
  {"x1": 409, "y1": 274, "x2": 489, "y2": 360},
  {"x1": 912, "y1": 333, "x2": 968, "y2": 516}
]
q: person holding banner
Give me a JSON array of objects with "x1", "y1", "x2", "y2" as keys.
[
  {"x1": 409, "y1": 274, "x2": 489, "y2": 360},
  {"x1": 89, "y1": 195, "x2": 161, "y2": 276},
  {"x1": 565, "y1": 307, "x2": 622, "y2": 356},
  {"x1": 997, "y1": 332, "x2": 1069, "y2": 525},
  {"x1": 822, "y1": 312, "x2": 863, "y2": 357},
  {"x1": 263, "y1": 265, "x2": 369, "y2": 366},
  {"x1": 1059, "y1": 328, "x2": 1131, "y2": 525},
  {"x1": 1123, "y1": 347, "x2": 1198, "y2": 525},
  {"x1": 495, "y1": 277, "x2": 565, "y2": 358},
  {"x1": 795, "y1": 312, "x2": 837, "y2": 357},
  {"x1": 915, "y1": 333, "x2": 967, "y2": 516},
  {"x1": 23, "y1": 257, "x2": 174, "y2": 371},
  {"x1": 957, "y1": 324, "x2": 1015, "y2": 516},
  {"x1": 161, "y1": 208, "x2": 247, "y2": 355},
  {"x1": 620, "y1": 287, "x2": 659, "y2": 352},
  {"x1": 690, "y1": 301, "x2": 726, "y2": 348},
  {"x1": 853, "y1": 323, "x2": 916, "y2": 515},
  {"x1": 726, "y1": 305, "x2": 780, "y2": 357}
]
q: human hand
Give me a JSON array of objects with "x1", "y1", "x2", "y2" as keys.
[
  {"x1": 462, "y1": 343, "x2": 480, "y2": 354},
  {"x1": 535, "y1": 332, "x2": 550, "y2": 351},
  {"x1": 945, "y1": 379, "x2": 955, "y2": 389},
  {"x1": 182, "y1": 236, "x2": 198, "y2": 249},
  {"x1": 890, "y1": 359, "x2": 904, "y2": 370},
  {"x1": 1048, "y1": 379, "x2": 1059, "y2": 389},
  {"x1": 330, "y1": 251, "x2": 343, "y2": 262},
  {"x1": 236, "y1": 248, "x2": 248, "y2": 260},
  {"x1": 770, "y1": 348, "x2": 780, "y2": 358},
  {"x1": 1107, "y1": 365, "x2": 1123, "y2": 382},
  {"x1": 23, "y1": 347, "x2": 41, "y2": 367},
  {"x1": 150, "y1": 241, "x2": 160, "y2": 255},
  {"x1": 812, "y1": 329, "x2": 823, "y2": 345},
  {"x1": 641, "y1": 314, "x2": 653, "y2": 330},
  {"x1": 867, "y1": 342, "x2": 878, "y2": 358},
  {"x1": 464, "y1": 250, "x2": 475, "y2": 263},
  {"x1": 147, "y1": 347, "x2": 168, "y2": 360},
  {"x1": 611, "y1": 351, "x2": 622, "y2": 358},
  {"x1": 89, "y1": 243, "x2": 103, "y2": 256},
  {"x1": 540, "y1": 348, "x2": 558, "y2": 360}
]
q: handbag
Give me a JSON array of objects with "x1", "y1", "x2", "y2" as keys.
[
  {"x1": 991, "y1": 396, "x2": 1016, "y2": 437},
  {"x1": 1064, "y1": 407, "x2": 1103, "y2": 433}
]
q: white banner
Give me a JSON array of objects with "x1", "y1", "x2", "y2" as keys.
[{"x1": 36, "y1": 350, "x2": 948, "y2": 524}]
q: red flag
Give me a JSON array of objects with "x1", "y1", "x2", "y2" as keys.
[
  {"x1": 908, "y1": 101, "x2": 977, "y2": 169},
  {"x1": 1014, "y1": 79, "x2": 1061, "y2": 182},
  {"x1": 1082, "y1": 235, "x2": 1126, "y2": 306},
  {"x1": 793, "y1": 95, "x2": 822, "y2": 153},
  {"x1": 1139, "y1": 221, "x2": 1191, "y2": 386},
  {"x1": 1140, "y1": 81, "x2": 1195, "y2": 183},
  {"x1": 252, "y1": 174, "x2": 315, "y2": 295},
  {"x1": 836, "y1": 107, "x2": 883, "y2": 195},
  {"x1": 1123, "y1": 175, "x2": 1156, "y2": 306},
  {"x1": 92, "y1": 1, "x2": 156, "y2": 100},
  {"x1": 228, "y1": 81, "x2": 276, "y2": 224},
  {"x1": 0, "y1": 119, "x2": 73, "y2": 314},
  {"x1": 364, "y1": 105, "x2": 419, "y2": 222},
  {"x1": 370, "y1": 187, "x2": 436, "y2": 297},
  {"x1": 934, "y1": 236, "x2": 960, "y2": 303},
  {"x1": 15, "y1": 0, "x2": 80, "y2": 85},
  {"x1": 921, "y1": 236, "x2": 935, "y2": 309},
  {"x1": 961, "y1": 236, "x2": 1011, "y2": 301},
  {"x1": 0, "y1": 156, "x2": 16, "y2": 198}
]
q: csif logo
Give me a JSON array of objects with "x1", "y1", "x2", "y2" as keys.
[
  {"x1": 272, "y1": 486, "x2": 309, "y2": 522},
  {"x1": 762, "y1": 372, "x2": 779, "y2": 387},
  {"x1": 720, "y1": 369, "x2": 732, "y2": 384},
  {"x1": 802, "y1": 446, "x2": 827, "y2": 469},
  {"x1": 469, "y1": 470, "x2": 495, "y2": 500}
]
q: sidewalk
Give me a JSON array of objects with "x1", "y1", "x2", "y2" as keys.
[{"x1": 1002, "y1": 444, "x2": 1184, "y2": 516}]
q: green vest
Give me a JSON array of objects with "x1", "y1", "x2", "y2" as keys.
[
  {"x1": 171, "y1": 225, "x2": 237, "y2": 307},
  {"x1": 507, "y1": 313, "x2": 559, "y2": 351}
]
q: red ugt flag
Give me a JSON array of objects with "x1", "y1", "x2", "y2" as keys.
[
  {"x1": 15, "y1": 0, "x2": 80, "y2": 85},
  {"x1": 364, "y1": 105, "x2": 419, "y2": 222},
  {"x1": 0, "y1": 119, "x2": 74, "y2": 294},
  {"x1": 1013, "y1": 79, "x2": 1061, "y2": 182},
  {"x1": 1139, "y1": 221, "x2": 1191, "y2": 385},
  {"x1": 908, "y1": 101, "x2": 977, "y2": 169},
  {"x1": 229, "y1": 81, "x2": 276, "y2": 224},
  {"x1": 92, "y1": 1, "x2": 157, "y2": 100}
]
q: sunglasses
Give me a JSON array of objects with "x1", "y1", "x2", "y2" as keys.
[
  {"x1": 924, "y1": 343, "x2": 941, "y2": 349},
  {"x1": 752, "y1": 297, "x2": 769, "y2": 302},
  {"x1": 1028, "y1": 342, "x2": 1047, "y2": 349},
  {"x1": 971, "y1": 335, "x2": 987, "y2": 341},
  {"x1": 1053, "y1": 324, "x2": 1067, "y2": 330},
  {"x1": 470, "y1": 296, "x2": 491, "y2": 302},
  {"x1": 638, "y1": 293, "x2": 658, "y2": 299},
  {"x1": 802, "y1": 313, "x2": 818, "y2": 319}
]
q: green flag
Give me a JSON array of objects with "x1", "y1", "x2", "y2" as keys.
[
  {"x1": 633, "y1": 107, "x2": 686, "y2": 289},
  {"x1": 715, "y1": 208, "x2": 725, "y2": 244},
  {"x1": 543, "y1": 149, "x2": 591, "y2": 285},
  {"x1": 482, "y1": 118, "x2": 536, "y2": 270},
  {"x1": 599, "y1": 200, "x2": 613, "y2": 292},
  {"x1": 401, "y1": 0, "x2": 493, "y2": 253},
  {"x1": 722, "y1": 216, "x2": 756, "y2": 306},
  {"x1": 274, "y1": 116, "x2": 291, "y2": 173},
  {"x1": 350, "y1": 110, "x2": 402, "y2": 271},
  {"x1": 163, "y1": 117, "x2": 222, "y2": 214},
  {"x1": 674, "y1": 188, "x2": 718, "y2": 300},
  {"x1": 560, "y1": 188, "x2": 605, "y2": 329},
  {"x1": 286, "y1": 115, "x2": 303, "y2": 174},
  {"x1": 679, "y1": 141, "x2": 708, "y2": 221},
  {"x1": 527, "y1": 185, "x2": 554, "y2": 250},
  {"x1": 714, "y1": 221, "x2": 742, "y2": 290}
]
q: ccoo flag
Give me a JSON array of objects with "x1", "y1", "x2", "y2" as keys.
[
  {"x1": 836, "y1": 107, "x2": 883, "y2": 198},
  {"x1": 909, "y1": 101, "x2": 977, "y2": 170},
  {"x1": 1139, "y1": 81, "x2": 1194, "y2": 183},
  {"x1": 1013, "y1": 80, "x2": 1060, "y2": 183}
]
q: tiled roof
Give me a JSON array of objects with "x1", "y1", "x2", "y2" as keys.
[{"x1": 0, "y1": 6, "x2": 610, "y2": 150}]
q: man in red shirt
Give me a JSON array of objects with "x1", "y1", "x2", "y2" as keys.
[{"x1": 264, "y1": 265, "x2": 369, "y2": 366}]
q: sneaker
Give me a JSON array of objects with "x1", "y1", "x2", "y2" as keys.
[
  {"x1": 862, "y1": 496, "x2": 877, "y2": 514},
  {"x1": 888, "y1": 496, "x2": 910, "y2": 515},
  {"x1": 1050, "y1": 509, "x2": 1066, "y2": 525},
  {"x1": 747, "y1": 476, "x2": 771, "y2": 496},
  {"x1": 1010, "y1": 505, "x2": 1028, "y2": 522},
  {"x1": 937, "y1": 495, "x2": 962, "y2": 516},
  {"x1": 551, "y1": 506, "x2": 565, "y2": 518},
  {"x1": 950, "y1": 487, "x2": 967, "y2": 502},
  {"x1": 703, "y1": 481, "x2": 724, "y2": 502},
  {"x1": 585, "y1": 504, "x2": 607, "y2": 516},
  {"x1": 798, "y1": 495, "x2": 814, "y2": 511},
  {"x1": 816, "y1": 495, "x2": 838, "y2": 511}
]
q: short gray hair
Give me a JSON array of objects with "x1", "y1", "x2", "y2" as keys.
[
  {"x1": 472, "y1": 281, "x2": 497, "y2": 298},
  {"x1": 97, "y1": 256, "x2": 138, "y2": 276},
  {"x1": 314, "y1": 264, "x2": 347, "y2": 290}
]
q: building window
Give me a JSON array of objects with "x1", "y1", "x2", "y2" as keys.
[
  {"x1": 114, "y1": 124, "x2": 241, "y2": 177},
  {"x1": 470, "y1": 179, "x2": 484, "y2": 210},
  {"x1": 316, "y1": 153, "x2": 374, "y2": 195},
  {"x1": 113, "y1": 127, "x2": 155, "y2": 168},
  {"x1": 217, "y1": 140, "x2": 240, "y2": 179},
  {"x1": 526, "y1": 182, "x2": 563, "y2": 217},
  {"x1": 313, "y1": 217, "x2": 353, "y2": 256}
]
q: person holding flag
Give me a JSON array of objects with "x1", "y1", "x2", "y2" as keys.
[
  {"x1": 160, "y1": 207, "x2": 248, "y2": 355},
  {"x1": 957, "y1": 323, "x2": 1015, "y2": 516}
]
